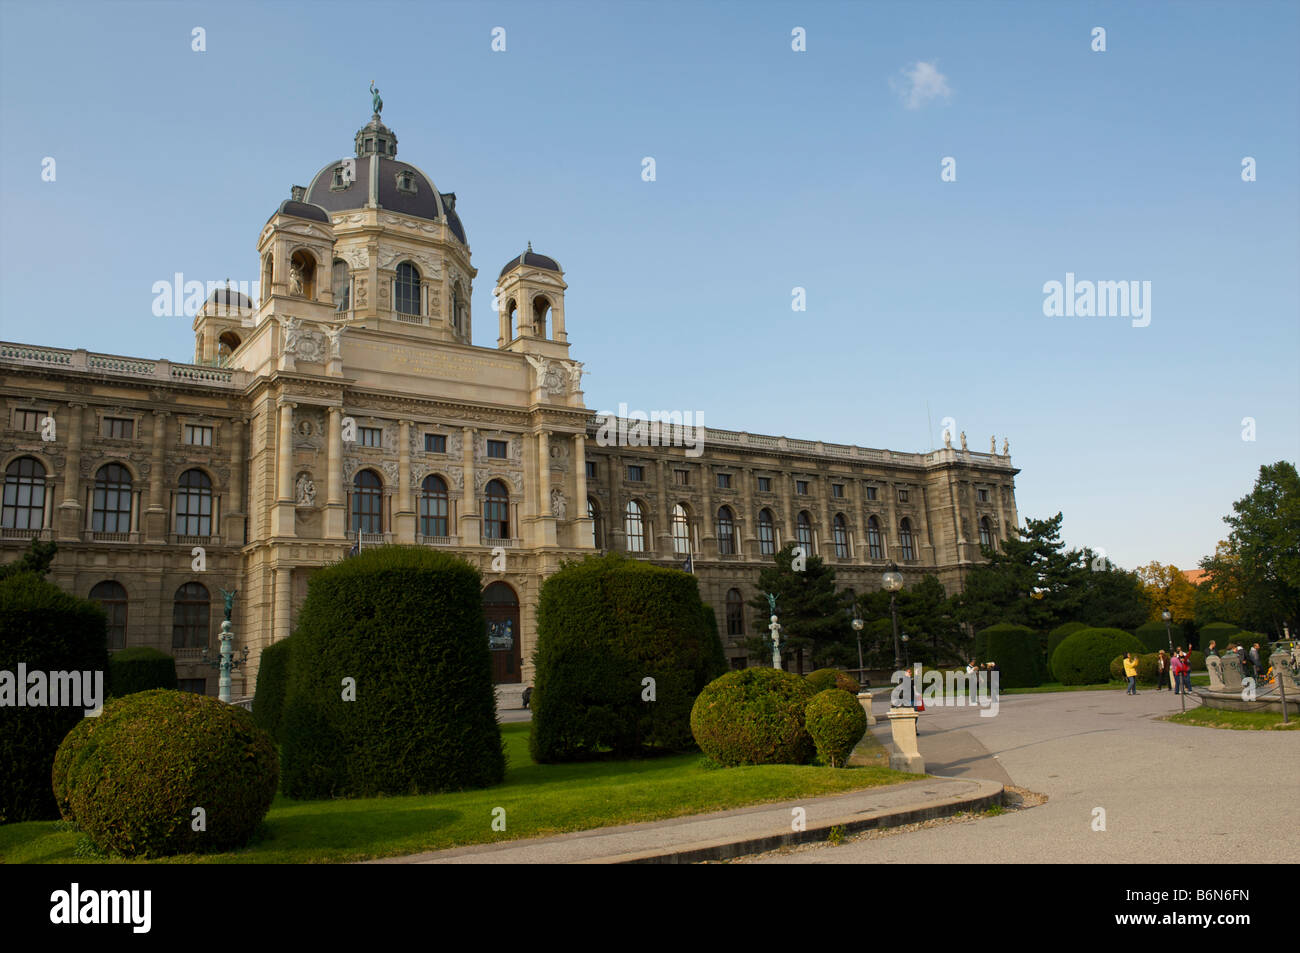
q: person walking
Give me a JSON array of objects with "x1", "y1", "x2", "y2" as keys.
[
  {"x1": 1249, "y1": 643, "x2": 1262, "y2": 678},
  {"x1": 1123, "y1": 652, "x2": 1140, "y2": 695},
  {"x1": 1154, "y1": 650, "x2": 1168, "y2": 691}
]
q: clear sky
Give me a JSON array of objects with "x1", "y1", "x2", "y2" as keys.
[{"x1": 1, "y1": 0, "x2": 1296, "y2": 573}]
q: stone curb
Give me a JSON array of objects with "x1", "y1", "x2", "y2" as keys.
[{"x1": 610, "y1": 777, "x2": 1005, "y2": 864}]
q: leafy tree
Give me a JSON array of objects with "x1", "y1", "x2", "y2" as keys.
[
  {"x1": 746, "y1": 542, "x2": 851, "y2": 670},
  {"x1": 854, "y1": 574, "x2": 964, "y2": 667},
  {"x1": 1202, "y1": 461, "x2": 1300, "y2": 636},
  {"x1": 1073, "y1": 558, "x2": 1150, "y2": 631},
  {"x1": 0, "y1": 538, "x2": 57, "y2": 581},
  {"x1": 1135, "y1": 561, "x2": 1197, "y2": 625}
]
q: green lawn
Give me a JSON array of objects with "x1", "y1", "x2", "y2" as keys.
[
  {"x1": 0, "y1": 723, "x2": 915, "y2": 864},
  {"x1": 1165, "y1": 707, "x2": 1300, "y2": 731}
]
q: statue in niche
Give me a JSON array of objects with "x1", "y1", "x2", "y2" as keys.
[
  {"x1": 289, "y1": 261, "x2": 305, "y2": 296},
  {"x1": 296, "y1": 472, "x2": 316, "y2": 507},
  {"x1": 550, "y1": 487, "x2": 566, "y2": 520}
]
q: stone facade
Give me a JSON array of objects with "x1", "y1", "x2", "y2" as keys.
[{"x1": 0, "y1": 108, "x2": 1020, "y2": 696}]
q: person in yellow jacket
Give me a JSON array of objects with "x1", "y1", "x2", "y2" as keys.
[{"x1": 1123, "y1": 653, "x2": 1140, "y2": 695}]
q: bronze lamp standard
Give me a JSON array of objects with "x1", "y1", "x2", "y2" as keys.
[
  {"x1": 852, "y1": 615, "x2": 865, "y2": 677},
  {"x1": 882, "y1": 562, "x2": 904, "y2": 674}
]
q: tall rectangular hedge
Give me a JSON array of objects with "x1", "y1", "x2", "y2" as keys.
[{"x1": 976, "y1": 623, "x2": 1044, "y2": 689}]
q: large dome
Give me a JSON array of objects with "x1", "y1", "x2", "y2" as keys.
[{"x1": 302, "y1": 116, "x2": 467, "y2": 244}]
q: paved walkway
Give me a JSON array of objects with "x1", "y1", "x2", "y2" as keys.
[
  {"x1": 752, "y1": 688, "x2": 1300, "y2": 863},
  {"x1": 369, "y1": 774, "x2": 1001, "y2": 864}
]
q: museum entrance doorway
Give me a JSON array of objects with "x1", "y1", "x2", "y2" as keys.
[{"x1": 483, "y1": 581, "x2": 521, "y2": 684}]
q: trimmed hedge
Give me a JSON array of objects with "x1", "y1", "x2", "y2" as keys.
[
  {"x1": 690, "y1": 668, "x2": 813, "y2": 766},
  {"x1": 700, "y1": 603, "x2": 728, "y2": 677},
  {"x1": 108, "y1": 647, "x2": 177, "y2": 697},
  {"x1": 1134, "y1": 621, "x2": 1182, "y2": 654},
  {"x1": 1047, "y1": 622, "x2": 1087, "y2": 678},
  {"x1": 252, "y1": 636, "x2": 294, "y2": 742},
  {"x1": 1189, "y1": 650, "x2": 1206, "y2": 672},
  {"x1": 280, "y1": 546, "x2": 504, "y2": 799},
  {"x1": 51, "y1": 715, "x2": 97, "y2": 821},
  {"x1": 1109, "y1": 652, "x2": 1162, "y2": 685},
  {"x1": 1053, "y1": 628, "x2": 1145, "y2": 686},
  {"x1": 806, "y1": 668, "x2": 862, "y2": 695},
  {"x1": 59, "y1": 689, "x2": 278, "y2": 857},
  {"x1": 0, "y1": 572, "x2": 109, "y2": 823},
  {"x1": 976, "y1": 623, "x2": 1043, "y2": 689},
  {"x1": 1198, "y1": 622, "x2": 1241, "y2": 652},
  {"x1": 530, "y1": 553, "x2": 726, "y2": 763},
  {"x1": 805, "y1": 689, "x2": 867, "y2": 767}
]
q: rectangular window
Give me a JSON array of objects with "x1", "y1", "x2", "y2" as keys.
[
  {"x1": 178, "y1": 678, "x2": 206, "y2": 695},
  {"x1": 865, "y1": 486, "x2": 878, "y2": 501},
  {"x1": 15, "y1": 409, "x2": 43, "y2": 432},
  {"x1": 184, "y1": 424, "x2": 213, "y2": 446},
  {"x1": 716, "y1": 473, "x2": 731, "y2": 489},
  {"x1": 796, "y1": 480, "x2": 809, "y2": 495},
  {"x1": 425, "y1": 433, "x2": 446, "y2": 453},
  {"x1": 103, "y1": 417, "x2": 134, "y2": 439},
  {"x1": 359, "y1": 427, "x2": 382, "y2": 448},
  {"x1": 586, "y1": 461, "x2": 597, "y2": 479},
  {"x1": 832, "y1": 484, "x2": 844, "y2": 499},
  {"x1": 898, "y1": 489, "x2": 909, "y2": 503},
  {"x1": 977, "y1": 488, "x2": 989, "y2": 503},
  {"x1": 674, "y1": 469, "x2": 690, "y2": 486},
  {"x1": 486, "y1": 439, "x2": 508, "y2": 459},
  {"x1": 627, "y1": 465, "x2": 645, "y2": 483},
  {"x1": 757, "y1": 477, "x2": 772, "y2": 492}
]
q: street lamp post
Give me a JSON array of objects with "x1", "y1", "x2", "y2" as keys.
[
  {"x1": 852, "y1": 615, "x2": 864, "y2": 678},
  {"x1": 882, "y1": 563, "x2": 904, "y2": 673},
  {"x1": 1163, "y1": 609, "x2": 1185, "y2": 712}
]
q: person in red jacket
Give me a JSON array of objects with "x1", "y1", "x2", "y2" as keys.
[{"x1": 1170, "y1": 649, "x2": 1190, "y2": 694}]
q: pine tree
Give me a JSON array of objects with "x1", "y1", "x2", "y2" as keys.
[{"x1": 746, "y1": 542, "x2": 851, "y2": 669}]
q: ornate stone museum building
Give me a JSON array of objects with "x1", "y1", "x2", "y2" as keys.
[{"x1": 0, "y1": 104, "x2": 1020, "y2": 697}]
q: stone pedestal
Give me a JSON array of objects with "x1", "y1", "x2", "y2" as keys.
[
  {"x1": 857, "y1": 691, "x2": 876, "y2": 726},
  {"x1": 887, "y1": 707, "x2": 925, "y2": 773}
]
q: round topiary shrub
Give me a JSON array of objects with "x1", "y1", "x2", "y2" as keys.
[
  {"x1": 51, "y1": 715, "x2": 99, "y2": 821},
  {"x1": 0, "y1": 572, "x2": 109, "y2": 823},
  {"x1": 252, "y1": 636, "x2": 293, "y2": 742},
  {"x1": 280, "y1": 546, "x2": 504, "y2": 799},
  {"x1": 530, "y1": 553, "x2": 726, "y2": 763},
  {"x1": 1135, "y1": 621, "x2": 1182, "y2": 654},
  {"x1": 1054, "y1": 628, "x2": 1146, "y2": 686},
  {"x1": 977, "y1": 623, "x2": 1044, "y2": 689},
  {"x1": 1047, "y1": 622, "x2": 1087, "y2": 678},
  {"x1": 60, "y1": 689, "x2": 278, "y2": 857},
  {"x1": 107, "y1": 647, "x2": 177, "y2": 697},
  {"x1": 690, "y1": 668, "x2": 813, "y2": 766},
  {"x1": 804, "y1": 689, "x2": 867, "y2": 767}
]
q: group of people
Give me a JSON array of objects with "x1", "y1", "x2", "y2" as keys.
[
  {"x1": 1205, "y1": 640, "x2": 1267, "y2": 678},
  {"x1": 1125, "y1": 648, "x2": 1193, "y2": 695}
]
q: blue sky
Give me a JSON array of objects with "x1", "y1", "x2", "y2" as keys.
[{"x1": 1, "y1": 0, "x2": 1296, "y2": 572}]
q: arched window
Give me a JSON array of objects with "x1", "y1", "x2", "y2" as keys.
[
  {"x1": 452, "y1": 282, "x2": 467, "y2": 334},
  {"x1": 419, "y1": 474, "x2": 449, "y2": 537},
  {"x1": 172, "y1": 581, "x2": 210, "y2": 649},
  {"x1": 588, "y1": 497, "x2": 602, "y2": 548},
  {"x1": 92, "y1": 463, "x2": 132, "y2": 534},
  {"x1": 796, "y1": 511, "x2": 814, "y2": 555},
  {"x1": 725, "y1": 588, "x2": 745, "y2": 637},
  {"x1": 717, "y1": 506, "x2": 736, "y2": 555},
  {"x1": 352, "y1": 469, "x2": 383, "y2": 534},
  {"x1": 90, "y1": 581, "x2": 127, "y2": 650},
  {"x1": 332, "y1": 259, "x2": 350, "y2": 311},
  {"x1": 507, "y1": 298, "x2": 518, "y2": 339},
  {"x1": 758, "y1": 508, "x2": 775, "y2": 556},
  {"x1": 979, "y1": 516, "x2": 993, "y2": 550},
  {"x1": 395, "y1": 261, "x2": 420, "y2": 315},
  {"x1": 867, "y1": 515, "x2": 884, "y2": 559},
  {"x1": 217, "y1": 331, "x2": 242, "y2": 363},
  {"x1": 833, "y1": 514, "x2": 849, "y2": 558},
  {"x1": 899, "y1": 518, "x2": 915, "y2": 561},
  {"x1": 671, "y1": 504, "x2": 691, "y2": 556},
  {"x1": 483, "y1": 479, "x2": 510, "y2": 539},
  {"x1": 175, "y1": 468, "x2": 213, "y2": 536},
  {"x1": 533, "y1": 296, "x2": 550, "y2": 338},
  {"x1": 624, "y1": 500, "x2": 646, "y2": 553},
  {"x1": 2, "y1": 456, "x2": 46, "y2": 530}
]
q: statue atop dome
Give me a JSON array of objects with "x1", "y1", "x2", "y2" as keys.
[{"x1": 370, "y1": 80, "x2": 383, "y2": 116}]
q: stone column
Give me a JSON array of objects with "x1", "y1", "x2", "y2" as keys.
[
  {"x1": 395, "y1": 420, "x2": 414, "y2": 542},
  {"x1": 885, "y1": 479, "x2": 900, "y2": 557},
  {"x1": 459, "y1": 427, "x2": 478, "y2": 543},
  {"x1": 822, "y1": 474, "x2": 836, "y2": 559},
  {"x1": 57, "y1": 403, "x2": 85, "y2": 540},
  {"x1": 654, "y1": 459, "x2": 672, "y2": 556},
  {"x1": 271, "y1": 402, "x2": 295, "y2": 537},
  {"x1": 226, "y1": 419, "x2": 246, "y2": 546},
  {"x1": 700, "y1": 463, "x2": 714, "y2": 556},
  {"x1": 780, "y1": 471, "x2": 794, "y2": 550},
  {"x1": 606, "y1": 454, "x2": 625, "y2": 551},
  {"x1": 573, "y1": 433, "x2": 591, "y2": 547},
  {"x1": 740, "y1": 467, "x2": 756, "y2": 556},
  {"x1": 325, "y1": 407, "x2": 345, "y2": 539},
  {"x1": 995, "y1": 481, "x2": 1009, "y2": 547},
  {"x1": 273, "y1": 566, "x2": 293, "y2": 644},
  {"x1": 144, "y1": 411, "x2": 169, "y2": 541},
  {"x1": 536, "y1": 430, "x2": 555, "y2": 546}
]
